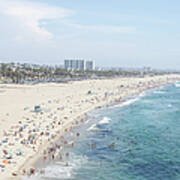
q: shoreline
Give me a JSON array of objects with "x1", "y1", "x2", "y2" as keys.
[
  {"x1": 0, "y1": 75, "x2": 180, "y2": 179},
  {"x1": 25, "y1": 81, "x2": 176, "y2": 179},
  {"x1": 21, "y1": 78, "x2": 179, "y2": 179}
]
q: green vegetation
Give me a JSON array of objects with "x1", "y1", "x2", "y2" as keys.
[{"x1": 0, "y1": 62, "x2": 177, "y2": 84}]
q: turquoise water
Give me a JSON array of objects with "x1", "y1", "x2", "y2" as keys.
[{"x1": 31, "y1": 82, "x2": 180, "y2": 180}]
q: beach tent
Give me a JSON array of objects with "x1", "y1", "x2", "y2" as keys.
[
  {"x1": 88, "y1": 90, "x2": 92, "y2": 95},
  {"x1": 34, "y1": 106, "x2": 41, "y2": 112}
]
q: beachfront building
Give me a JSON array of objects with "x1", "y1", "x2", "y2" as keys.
[
  {"x1": 64, "y1": 60, "x2": 86, "y2": 71},
  {"x1": 64, "y1": 60, "x2": 95, "y2": 71},
  {"x1": 86, "y1": 61, "x2": 95, "y2": 71}
]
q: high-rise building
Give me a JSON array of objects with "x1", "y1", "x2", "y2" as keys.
[
  {"x1": 64, "y1": 60, "x2": 71, "y2": 70},
  {"x1": 86, "y1": 61, "x2": 95, "y2": 71},
  {"x1": 64, "y1": 60, "x2": 95, "y2": 71},
  {"x1": 64, "y1": 60, "x2": 86, "y2": 71}
]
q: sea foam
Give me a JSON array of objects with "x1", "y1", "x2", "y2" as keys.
[
  {"x1": 175, "y1": 83, "x2": 180, "y2": 87},
  {"x1": 87, "y1": 123, "x2": 98, "y2": 131},
  {"x1": 27, "y1": 154, "x2": 88, "y2": 180},
  {"x1": 112, "y1": 97, "x2": 140, "y2": 109},
  {"x1": 98, "y1": 117, "x2": 111, "y2": 124}
]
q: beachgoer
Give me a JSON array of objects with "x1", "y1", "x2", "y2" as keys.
[
  {"x1": 30, "y1": 167, "x2": 35, "y2": 175},
  {"x1": 52, "y1": 154, "x2": 55, "y2": 160}
]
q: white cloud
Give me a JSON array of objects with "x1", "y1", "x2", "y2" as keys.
[
  {"x1": 0, "y1": 0, "x2": 135, "y2": 40},
  {"x1": 0, "y1": 0, "x2": 74, "y2": 39},
  {"x1": 64, "y1": 22, "x2": 136, "y2": 34},
  {"x1": 0, "y1": 0, "x2": 136, "y2": 42}
]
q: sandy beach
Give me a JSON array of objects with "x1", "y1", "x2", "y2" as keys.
[{"x1": 0, "y1": 75, "x2": 180, "y2": 180}]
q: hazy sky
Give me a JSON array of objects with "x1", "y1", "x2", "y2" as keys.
[{"x1": 0, "y1": 0, "x2": 180, "y2": 69}]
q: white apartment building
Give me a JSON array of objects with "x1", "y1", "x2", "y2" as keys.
[
  {"x1": 64, "y1": 60, "x2": 95, "y2": 71},
  {"x1": 86, "y1": 61, "x2": 95, "y2": 71}
]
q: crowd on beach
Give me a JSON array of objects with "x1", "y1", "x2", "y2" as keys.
[
  {"x1": 0, "y1": 75, "x2": 180, "y2": 179},
  {"x1": 0, "y1": 98, "x2": 84, "y2": 178}
]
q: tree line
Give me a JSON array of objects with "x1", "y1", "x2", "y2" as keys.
[{"x1": 0, "y1": 63, "x2": 174, "y2": 84}]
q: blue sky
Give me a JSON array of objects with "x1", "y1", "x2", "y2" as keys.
[{"x1": 0, "y1": 0, "x2": 180, "y2": 69}]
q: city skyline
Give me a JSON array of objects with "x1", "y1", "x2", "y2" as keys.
[{"x1": 0, "y1": 0, "x2": 180, "y2": 69}]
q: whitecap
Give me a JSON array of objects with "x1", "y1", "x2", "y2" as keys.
[
  {"x1": 118, "y1": 97, "x2": 140, "y2": 108},
  {"x1": 87, "y1": 123, "x2": 98, "y2": 131},
  {"x1": 175, "y1": 83, "x2": 180, "y2": 87},
  {"x1": 98, "y1": 117, "x2": 111, "y2": 124},
  {"x1": 85, "y1": 119, "x2": 90, "y2": 124},
  {"x1": 139, "y1": 91, "x2": 146, "y2": 97}
]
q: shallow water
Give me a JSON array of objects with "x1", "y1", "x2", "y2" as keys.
[{"x1": 27, "y1": 82, "x2": 180, "y2": 180}]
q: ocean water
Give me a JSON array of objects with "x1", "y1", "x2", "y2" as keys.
[{"x1": 29, "y1": 82, "x2": 180, "y2": 180}]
